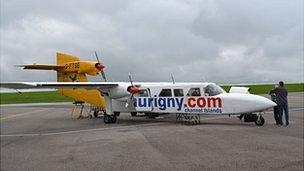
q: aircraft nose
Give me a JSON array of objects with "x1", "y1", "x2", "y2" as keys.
[
  {"x1": 219, "y1": 93, "x2": 277, "y2": 114},
  {"x1": 260, "y1": 96, "x2": 277, "y2": 109},
  {"x1": 247, "y1": 94, "x2": 277, "y2": 112}
]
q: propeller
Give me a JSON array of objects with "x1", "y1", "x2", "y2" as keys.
[
  {"x1": 94, "y1": 51, "x2": 107, "y2": 81},
  {"x1": 125, "y1": 73, "x2": 140, "y2": 107}
]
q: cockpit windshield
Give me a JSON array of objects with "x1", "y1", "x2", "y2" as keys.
[{"x1": 204, "y1": 84, "x2": 225, "y2": 96}]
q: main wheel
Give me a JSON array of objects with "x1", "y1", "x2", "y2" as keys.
[
  {"x1": 254, "y1": 115, "x2": 265, "y2": 126},
  {"x1": 104, "y1": 114, "x2": 112, "y2": 124},
  {"x1": 111, "y1": 115, "x2": 117, "y2": 123},
  {"x1": 131, "y1": 112, "x2": 137, "y2": 116}
]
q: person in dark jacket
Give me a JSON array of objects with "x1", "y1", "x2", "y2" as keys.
[
  {"x1": 269, "y1": 85, "x2": 279, "y2": 125},
  {"x1": 269, "y1": 81, "x2": 289, "y2": 126}
]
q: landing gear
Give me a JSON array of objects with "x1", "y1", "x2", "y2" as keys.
[
  {"x1": 130, "y1": 112, "x2": 137, "y2": 116},
  {"x1": 242, "y1": 113, "x2": 265, "y2": 126},
  {"x1": 104, "y1": 114, "x2": 117, "y2": 124},
  {"x1": 114, "y1": 112, "x2": 120, "y2": 117},
  {"x1": 112, "y1": 115, "x2": 117, "y2": 123},
  {"x1": 90, "y1": 105, "x2": 103, "y2": 118},
  {"x1": 93, "y1": 110, "x2": 99, "y2": 118},
  {"x1": 254, "y1": 115, "x2": 265, "y2": 126}
]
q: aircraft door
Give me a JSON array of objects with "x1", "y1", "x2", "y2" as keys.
[{"x1": 133, "y1": 88, "x2": 153, "y2": 112}]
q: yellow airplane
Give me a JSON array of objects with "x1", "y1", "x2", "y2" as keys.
[{"x1": 18, "y1": 52, "x2": 106, "y2": 115}]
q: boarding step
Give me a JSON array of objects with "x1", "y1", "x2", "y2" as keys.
[{"x1": 71, "y1": 101, "x2": 92, "y2": 119}]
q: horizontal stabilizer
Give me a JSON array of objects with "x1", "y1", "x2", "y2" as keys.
[{"x1": 16, "y1": 64, "x2": 65, "y2": 70}]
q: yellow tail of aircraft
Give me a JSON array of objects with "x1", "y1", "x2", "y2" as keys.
[{"x1": 19, "y1": 52, "x2": 106, "y2": 108}]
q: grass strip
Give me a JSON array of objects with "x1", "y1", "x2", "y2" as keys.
[
  {"x1": 221, "y1": 83, "x2": 304, "y2": 94},
  {"x1": 0, "y1": 83, "x2": 303, "y2": 104},
  {"x1": 0, "y1": 91, "x2": 72, "y2": 104}
]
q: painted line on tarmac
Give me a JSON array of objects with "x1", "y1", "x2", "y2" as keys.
[
  {"x1": 289, "y1": 107, "x2": 304, "y2": 111},
  {"x1": 0, "y1": 108, "x2": 52, "y2": 121},
  {"x1": 0, "y1": 123, "x2": 166, "y2": 137},
  {"x1": 0, "y1": 102, "x2": 73, "y2": 107}
]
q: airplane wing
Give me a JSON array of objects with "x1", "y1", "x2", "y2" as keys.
[
  {"x1": 16, "y1": 64, "x2": 65, "y2": 70},
  {"x1": 0, "y1": 82, "x2": 119, "y2": 90}
]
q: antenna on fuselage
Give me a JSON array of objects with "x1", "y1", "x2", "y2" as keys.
[{"x1": 171, "y1": 73, "x2": 175, "y2": 84}]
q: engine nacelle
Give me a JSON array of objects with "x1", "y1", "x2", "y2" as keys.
[{"x1": 109, "y1": 84, "x2": 130, "y2": 99}]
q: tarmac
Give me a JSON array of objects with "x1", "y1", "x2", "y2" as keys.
[{"x1": 0, "y1": 92, "x2": 303, "y2": 171}]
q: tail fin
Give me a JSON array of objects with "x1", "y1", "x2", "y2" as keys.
[
  {"x1": 18, "y1": 52, "x2": 105, "y2": 108},
  {"x1": 56, "y1": 52, "x2": 88, "y2": 82},
  {"x1": 56, "y1": 52, "x2": 79, "y2": 65},
  {"x1": 55, "y1": 52, "x2": 105, "y2": 107}
]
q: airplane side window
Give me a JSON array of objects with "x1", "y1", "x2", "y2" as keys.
[
  {"x1": 204, "y1": 84, "x2": 223, "y2": 96},
  {"x1": 174, "y1": 89, "x2": 184, "y2": 97},
  {"x1": 187, "y1": 88, "x2": 201, "y2": 96},
  {"x1": 159, "y1": 89, "x2": 172, "y2": 97}
]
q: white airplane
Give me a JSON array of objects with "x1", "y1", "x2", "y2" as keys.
[{"x1": 1, "y1": 76, "x2": 276, "y2": 126}]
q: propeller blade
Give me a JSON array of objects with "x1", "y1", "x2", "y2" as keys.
[
  {"x1": 126, "y1": 73, "x2": 138, "y2": 107},
  {"x1": 130, "y1": 94, "x2": 134, "y2": 100},
  {"x1": 128, "y1": 72, "x2": 133, "y2": 86},
  {"x1": 94, "y1": 51, "x2": 107, "y2": 82},
  {"x1": 101, "y1": 71, "x2": 107, "y2": 82},
  {"x1": 94, "y1": 51, "x2": 100, "y2": 63}
]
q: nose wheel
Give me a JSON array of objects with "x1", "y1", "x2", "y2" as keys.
[
  {"x1": 241, "y1": 113, "x2": 265, "y2": 126},
  {"x1": 254, "y1": 113, "x2": 265, "y2": 126}
]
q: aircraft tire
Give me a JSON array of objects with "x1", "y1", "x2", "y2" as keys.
[
  {"x1": 104, "y1": 114, "x2": 112, "y2": 124},
  {"x1": 111, "y1": 115, "x2": 117, "y2": 123},
  {"x1": 254, "y1": 116, "x2": 265, "y2": 126},
  {"x1": 131, "y1": 112, "x2": 137, "y2": 116}
]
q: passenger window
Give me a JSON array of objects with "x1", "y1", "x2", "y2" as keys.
[
  {"x1": 187, "y1": 88, "x2": 201, "y2": 96},
  {"x1": 174, "y1": 89, "x2": 184, "y2": 97},
  {"x1": 159, "y1": 89, "x2": 172, "y2": 97}
]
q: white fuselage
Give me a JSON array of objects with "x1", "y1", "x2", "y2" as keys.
[
  {"x1": 104, "y1": 82, "x2": 276, "y2": 115},
  {"x1": 0, "y1": 81, "x2": 276, "y2": 115}
]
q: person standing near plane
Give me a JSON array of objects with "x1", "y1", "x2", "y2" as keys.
[
  {"x1": 269, "y1": 81, "x2": 289, "y2": 126},
  {"x1": 269, "y1": 84, "x2": 279, "y2": 125}
]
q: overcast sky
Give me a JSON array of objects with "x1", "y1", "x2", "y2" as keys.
[{"x1": 0, "y1": 0, "x2": 303, "y2": 84}]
